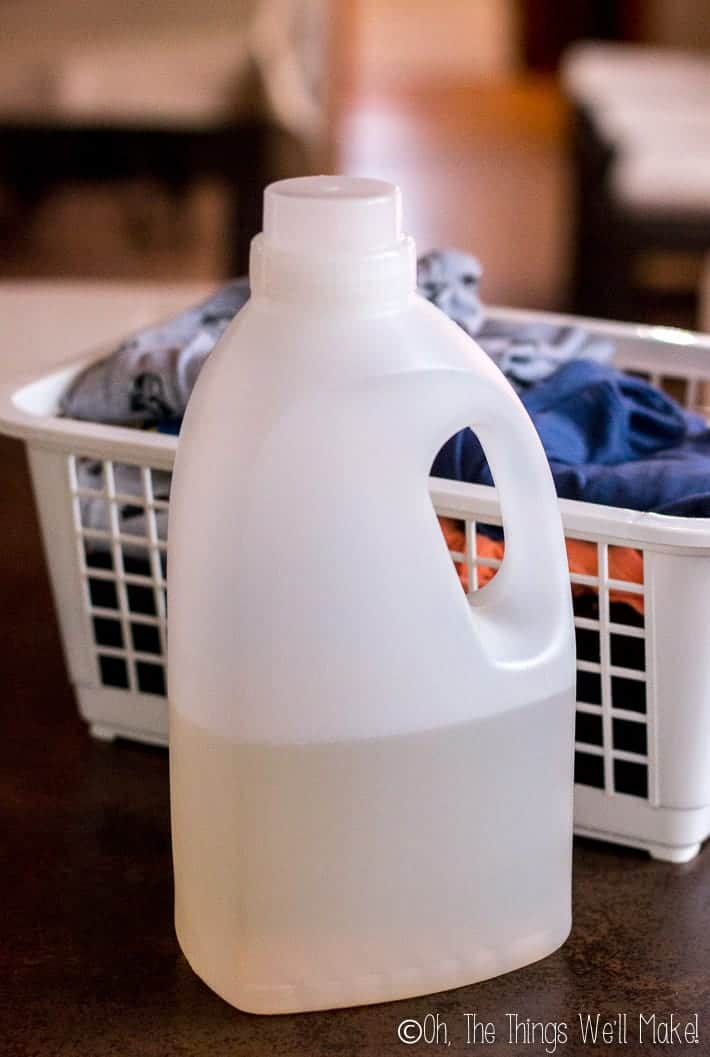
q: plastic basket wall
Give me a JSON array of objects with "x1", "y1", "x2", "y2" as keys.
[{"x1": 6, "y1": 309, "x2": 710, "y2": 863}]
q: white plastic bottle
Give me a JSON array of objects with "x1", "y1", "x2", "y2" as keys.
[{"x1": 168, "y1": 175, "x2": 576, "y2": 1014}]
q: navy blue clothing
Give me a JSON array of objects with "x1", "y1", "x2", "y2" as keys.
[{"x1": 431, "y1": 360, "x2": 710, "y2": 517}]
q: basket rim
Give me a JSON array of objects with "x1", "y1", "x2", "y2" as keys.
[{"x1": 3, "y1": 304, "x2": 710, "y2": 549}]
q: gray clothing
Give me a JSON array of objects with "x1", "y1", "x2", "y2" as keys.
[
  {"x1": 61, "y1": 278, "x2": 250, "y2": 426},
  {"x1": 476, "y1": 319, "x2": 614, "y2": 385}
]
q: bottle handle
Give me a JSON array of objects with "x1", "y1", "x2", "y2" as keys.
[{"x1": 442, "y1": 366, "x2": 573, "y2": 669}]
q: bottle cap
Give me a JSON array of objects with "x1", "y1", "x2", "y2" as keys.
[
  {"x1": 250, "y1": 175, "x2": 416, "y2": 305},
  {"x1": 263, "y1": 176, "x2": 403, "y2": 253}
]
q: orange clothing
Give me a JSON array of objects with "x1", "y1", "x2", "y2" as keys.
[{"x1": 438, "y1": 516, "x2": 644, "y2": 616}]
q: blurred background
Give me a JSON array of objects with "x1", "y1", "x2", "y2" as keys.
[{"x1": 1, "y1": 0, "x2": 709, "y2": 325}]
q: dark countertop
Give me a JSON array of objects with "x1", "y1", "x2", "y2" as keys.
[{"x1": 3, "y1": 432, "x2": 710, "y2": 1057}]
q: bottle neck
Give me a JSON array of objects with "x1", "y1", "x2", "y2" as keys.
[{"x1": 249, "y1": 233, "x2": 417, "y2": 310}]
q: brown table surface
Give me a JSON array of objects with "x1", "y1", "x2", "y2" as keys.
[{"x1": 3, "y1": 432, "x2": 710, "y2": 1057}]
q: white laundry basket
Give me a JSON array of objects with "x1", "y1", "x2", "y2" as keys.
[{"x1": 3, "y1": 307, "x2": 710, "y2": 865}]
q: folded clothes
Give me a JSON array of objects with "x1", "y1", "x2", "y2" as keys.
[
  {"x1": 432, "y1": 359, "x2": 710, "y2": 518},
  {"x1": 60, "y1": 250, "x2": 614, "y2": 426},
  {"x1": 438, "y1": 517, "x2": 645, "y2": 616}
]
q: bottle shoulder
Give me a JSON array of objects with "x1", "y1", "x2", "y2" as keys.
[{"x1": 212, "y1": 294, "x2": 495, "y2": 380}]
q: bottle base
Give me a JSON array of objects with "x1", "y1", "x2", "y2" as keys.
[{"x1": 176, "y1": 916, "x2": 572, "y2": 1015}]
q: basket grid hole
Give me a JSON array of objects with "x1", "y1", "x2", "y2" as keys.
[
  {"x1": 70, "y1": 456, "x2": 105, "y2": 494},
  {"x1": 574, "y1": 751, "x2": 605, "y2": 790},
  {"x1": 135, "y1": 661, "x2": 166, "y2": 696},
  {"x1": 80, "y1": 496, "x2": 111, "y2": 533},
  {"x1": 611, "y1": 675, "x2": 646, "y2": 714},
  {"x1": 84, "y1": 542, "x2": 114, "y2": 571},
  {"x1": 130, "y1": 623, "x2": 162, "y2": 656},
  {"x1": 573, "y1": 590, "x2": 600, "y2": 621},
  {"x1": 575, "y1": 625, "x2": 600, "y2": 663},
  {"x1": 575, "y1": 710, "x2": 603, "y2": 747},
  {"x1": 608, "y1": 543, "x2": 644, "y2": 582},
  {"x1": 88, "y1": 575, "x2": 119, "y2": 611},
  {"x1": 609, "y1": 600, "x2": 644, "y2": 630},
  {"x1": 92, "y1": 617, "x2": 124, "y2": 649},
  {"x1": 610, "y1": 633, "x2": 645, "y2": 671},
  {"x1": 613, "y1": 758, "x2": 648, "y2": 798},
  {"x1": 576, "y1": 668, "x2": 602, "y2": 707},
  {"x1": 126, "y1": 581, "x2": 158, "y2": 616},
  {"x1": 111, "y1": 462, "x2": 146, "y2": 498},
  {"x1": 612, "y1": 718, "x2": 648, "y2": 756},
  {"x1": 98, "y1": 654, "x2": 129, "y2": 690}
]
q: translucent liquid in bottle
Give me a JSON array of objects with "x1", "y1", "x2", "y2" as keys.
[{"x1": 170, "y1": 691, "x2": 572, "y2": 1014}]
